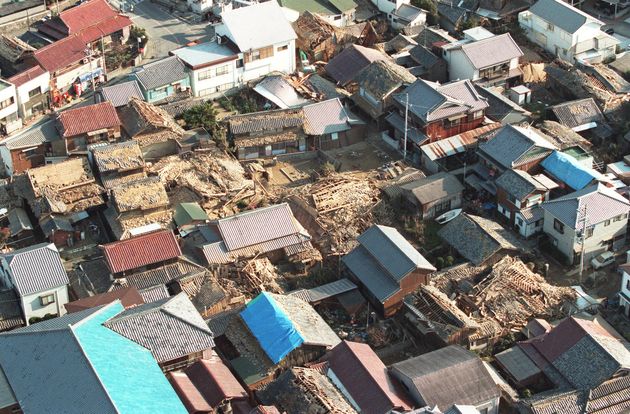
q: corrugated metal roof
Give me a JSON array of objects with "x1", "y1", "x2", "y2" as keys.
[
  {"x1": 421, "y1": 123, "x2": 500, "y2": 161},
  {"x1": 168, "y1": 371, "x2": 213, "y2": 413},
  {"x1": 133, "y1": 56, "x2": 188, "y2": 91},
  {"x1": 202, "y1": 234, "x2": 309, "y2": 264},
  {"x1": 342, "y1": 246, "x2": 401, "y2": 302},
  {"x1": 101, "y1": 229, "x2": 182, "y2": 274},
  {"x1": 3, "y1": 243, "x2": 69, "y2": 296},
  {"x1": 125, "y1": 260, "x2": 203, "y2": 290},
  {"x1": 104, "y1": 293, "x2": 215, "y2": 363},
  {"x1": 65, "y1": 286, "x2": 144, "y2": 313},
  {"x1": 253, "y1": 76, "x2": 309, "y2": 109},
  {"x1": 99, "y1": 80, "x2": 144, "y2": 108},
  {"x1": 217, "y1": 203, "x2": 301, "y2": 251},
  {"x1": 138, "y1": 284, "x2": 170, "y2": 303},
  {"x1": 303, "y1": 98, "x2": 351, "y2": 135},
  {"x1": 288, "y1": 278, "x2": 357, "y2": 303}
]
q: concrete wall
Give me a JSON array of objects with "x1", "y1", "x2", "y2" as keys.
[
  {"x1": 189, "y1": 59, "x2": 238, "y2": 98},
  {"x1": 54, "y1": 57, "x2": 104, "y2": 93},
  {"x1": 15, "y1": 70, "x2": 50, "y2": 120},
  {"x1": 372, "y1": 0, "x2": 409, "y2": 14},
  {"x1": 447, "y1": 49, "x2": 477, "y2": 81}
]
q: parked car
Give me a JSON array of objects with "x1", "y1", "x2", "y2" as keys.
[{"x1": 591, "y1": 251, "x2": 616, "y2": 270}]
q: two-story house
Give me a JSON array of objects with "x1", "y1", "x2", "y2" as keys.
[
  {"x1": 215, "y1": 2, "x2": 297, "y2": 83},
  {"x1": 541, "y1": 183, "x2": 630, "y2": 264},
  {"x1": 56, "y1": 101, "x2": 121, "y2": 154},
  {"x1": 442, "y1": 29, "x2": 524, "y2": 86},
  {"x1": 278, "y1": 0, "x2": 357, "y2": 27},
  {"x1": 387, "y1": 78, "x2": 488, "y2": 157},
  {"x1": 495, "y1": 168, "x2": 554, "y2": 237},
  {"x1": 132, "y1": 56, "x2": 190, "y2": 103},
  {"x1": 0, "y1": 79, "x2": 21, "y2": 135},
  {"x1": 618, "y1": 261, "x2": 630, "y2": 317},
  {"x1": 519, "y1": 0, "x2": 618, "y2": 64},
  {"x1": 342, "y1": 225, "x2": 436, "y2": 317},
  {"x1": 0, "y1": 243, "x2": 70, "y2": 325},
  {"x1": 7, "y1": 65, "x2": 50, "y2": 122}
]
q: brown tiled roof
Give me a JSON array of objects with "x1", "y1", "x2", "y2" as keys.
[
  {"x1": 64, "y1": 286, "x2": 144, "y2": 313},
  {"x1": 7, "y1": 65, "x2": 46, "y2": 87},
  {"x1": 34, "y1": 34, "x2": 88, "y2": 73},
  {"x1": 325, "y1": 341, "x2": 412, "y2": 413},
  {"x1": 57, "y1": 101, "x2": 121, "y2": 138},
  {"x1": 101, "y1": 230, "x2": 182, "y2": 273}
]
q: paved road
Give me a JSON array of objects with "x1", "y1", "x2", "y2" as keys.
[{"x1": 111, "y1": 0, "x2": 210, "y2": 60}]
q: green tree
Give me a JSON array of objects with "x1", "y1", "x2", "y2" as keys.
[
  {"x1": 411, "y1": 0, "x2": 438, "y2": 25},
  {"x1": 181, "y1": 102, "x2": 219, "y2": 131},
  {"x1": 461, "y1": 15, "x2": 480, "y2": 30}
]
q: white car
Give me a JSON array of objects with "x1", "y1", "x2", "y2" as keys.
[{"x1": 591, "y1": 251, "x2": 616, "y2": 270}]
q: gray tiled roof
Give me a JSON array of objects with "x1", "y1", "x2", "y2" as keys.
[
  {"x1": 303, "y1": 98, "x2": 352, "y2": 135},
  {"x1": 105, "y1": 293, "x2": 215, "y2": 363},
  {"x1": 528, "y1": 0, "x2": 597, "y2": 34},
  {"x1": 3, "y1": 243, "x2": 69, "y2": 296},
  {"x1": 495, "y1": 169, "x2": 544, "y2": 200},
  {"x1": 457, "y1": 33, "x2": 523, "y2": 69},
  {"x1": 437, "y1": 2, "x2": 467, "y2": 25},
  {"x1": 99, "y1": 80, "x2": 144, "y2": 108},
  {"x1": 478, "y1": 124, "x2": 556, "y2": 169},
  {"x1": 7, "y1": 207, "x2": 33, "y2": 236},
  {"x1": 1, "y1": 119, "x2": 60, "y2": 150},
  {"x1": 391, "y1": 345, "x2": 500, "y2": 409},
  {"x1": 550, "y1": 98, "x2": 604, "y2": 130},
  {"x1": 409, "y1": 44, "x2": 440, "y2": 70},
  {"x1": 133, "y1": 56, "x2": 188, "y2": 91},
  {"x1": 401, "y1": 171, "x2": 464, "y2": 205},
  {"x1": 438, "y1": 213, "x2": 524, "y2": 265},
  {"x1": 474, "y1": 85, "x2": 530, "y2": 123},
  {"x1": 541, "y1": 183, "x2": 630, "y2": 229},
  {"x1": 325, "y1": 44, "x2": 387, "y2": 85},
  {"x1": 353, "y1": 59, "x2": 416, "y2": 100}
]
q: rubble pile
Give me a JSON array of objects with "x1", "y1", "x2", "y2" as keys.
[{"x1": 215, "y1": 257, "x2": 284, "y2": 299}]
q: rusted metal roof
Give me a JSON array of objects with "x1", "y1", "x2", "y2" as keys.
[
  {"x1": 101, "y1": 229, "x2": 181, "y2": 274},
  {"x1": 421, "y1": 123, "x2": 500, "y2": 161}
]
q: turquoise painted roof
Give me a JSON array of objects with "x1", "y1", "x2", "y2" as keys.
[{"x1": 74, "y1": 303, "x2": 188, "y2": 414}]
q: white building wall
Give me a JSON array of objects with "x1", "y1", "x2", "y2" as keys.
[
  {"x1": 189, "y1": 59, "x2": 239, "y2": 97},
  {"x1": 54, "y1": 57, "x2": 104, "y2": 93},
  {"x1": 0, "y1": 145, "x2": 13, "y2": 176},
  {"x1": 21, "y1": 285, "x2": 69, "y2": 324},
  {"x1": 240, "y1": 39, "x2": 296, "y2": 82},
  {"x1": 372, "y1": 0, "x2": 409, "y2": 14},
  {"x1": 0, "y1": 82, "x2": 20, "y2": 133},
  {"x1": 620, "y1": 269, "x2": 630, "y2": 317},
  {"x1": 446, "y1": 49, "x2": 477, "y2": 81},
  {"x1": 15, "y1": 71, "x2": 50, "y2": 119}
]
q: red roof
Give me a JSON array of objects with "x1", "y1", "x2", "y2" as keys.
[
  {"x1": 34, "y1": 34, "x2": 88, "y2": 73},
  {"x1": 184, "y1": 354, "x2": 248, "y2": 407},
  {"x1": 325, "y1": 341, "x2": 412, "y2": 413},
  {"x1": 167, "y1": 371, "x2": 213, "y2": 413},
  {"x1": 7, "y1": 65, "x2": 46, "y2": 87},
  {"x1": 77, "y1": 14, "x2": 132, "y2": 44},
  {"x1": 101, "y1": 230, "x2": 182, "y2": 274},
  {"x1": 60, "y1": 0, "x2": 120, "y2": 34},
  {"x1": 64, "y1": 287, "x2": 144, "y2": 313},
  {"x1": 57, "y1": 101, "x2": 121, "y2": 138}
]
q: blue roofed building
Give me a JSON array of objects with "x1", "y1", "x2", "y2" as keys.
[
  {"x1": 221, "y1": 292, "x2": 340, "y2": 390},
  {"x1": 541, "y1": 150, "x2": 603, "y2": 191},
  {"x1": 132, "y1": 56, "x2": 190, "y2": 103},
  {"x1": 342, "y1": 225, "x2": 436, "y2": 317},
  {"x1": 0, "y1": 302, "x2": 188, "y2": 414}
]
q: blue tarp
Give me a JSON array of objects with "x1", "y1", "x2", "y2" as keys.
[
  {"x1": 78, "y1": 67, "x2": 104, "y2": 83},
  {"x1": 541, "y1": 151, "x2": 602, "y2": 190},
  {"x1": 240, "y1": 292, "x2": 304, "y2": 364}
]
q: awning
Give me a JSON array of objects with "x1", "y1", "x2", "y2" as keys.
[{"x1": 78, "y1": 67, "x2": 104, "y2": 83}]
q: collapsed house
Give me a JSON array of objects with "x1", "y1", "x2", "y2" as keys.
[
  {"x1": 91, "y1": 140, "x2": 146, "y2": 189},
  {"x1": 404, "y1": 256, "x2": 576, "y2": 350}
]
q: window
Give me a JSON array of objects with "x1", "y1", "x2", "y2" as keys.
[
  {"x1": 28, "y1": 87, "x2": 42, "y2": 99},
  {"x1": 236, "y1": 59, "x2": 244, "y2": 68},
  {"x1": 198, "y1": 87, "x2": 215, "y2": 97},
  {"x1": 604, "y1": 219, "x2": 611, "y2": 227},
  {"x1": 535, "y1": 219, "x2": 544, "y2": 227},
  {"x1": 0, "y1": 96, "x2": 14, "y2": 110},
  {"x1": 479, "y1": 409, "x2": 489, "y2": 414},
  {"x1": 198, "y1": 68, "x2": 214, "y2": 80},
  {"x1": 217, "y1": 82, "x2": 234, "y2": 92},
  {"x1": 334, "y1": 15, "x2": 341, "y2": 20},
  {"x1": 40, "y1": 293, "x2": 55, "y2": 306},
  {"x1": 517, "y1": 218, "x2": 523, "y2": 226},
  {"x1": 277, "y1": 44, "x2": 288, "y2": 52},
  {"x1": 331, "y1": 132, "x2": 339, "y2": 140},
  {"x1": 547, "y1": 22, "x2": 554, "y2": 31},
  {"x1": 585, "y1": 226, "x2": 594, "y2": 239},
  {"x1": 626, "y1": 279, "x2": 630, "y2": 290},
  {"x1": 245, "y1": 46, "x2": 274, "y2": 63},
  {"x1": 473, "y1": 110, "x2": 483, "y2": 119},
  {"x1": 215, "y1": 65, "x2": 229, "y2": 76},
  {"x1": 614, "y1": 214, "x2": 625, "y2": 222},
  {"x1": 553, "y1": 218, "x2": 564, "y2": 234}
]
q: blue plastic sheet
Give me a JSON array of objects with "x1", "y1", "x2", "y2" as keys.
[
  {"x1": 541, "y1": 151, "x2": 601, "y2": 190},
  {"x1": 240, "y1": 292, "x2": 304, "y2": 364}
]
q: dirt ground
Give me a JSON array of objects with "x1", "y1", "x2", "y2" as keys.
[{"x1": 324, "y1": 139, "x2": 401, "y2": 172}]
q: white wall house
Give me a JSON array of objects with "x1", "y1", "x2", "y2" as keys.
[
  {"x1": 442, "y1": 31, "x2": 523, "y2": 84},
  {"x1": 0, "y1": 80, "x2": 22, "y2": 136},
  {"x1": 9, "y1": 66, "x2": 50, "y2": 122},
  {"x1": 372, "y1": 0, "x2": 409, "y2": 14},
  {"x1": 519, "y1": 0, "x2": 618, "y2": 64},
  {"x1": 215, "y1": 1, "x2": 296, "y2": 84},
  {"x1": 278, "y1": 0, "x2": 357, "y2": 27},
  {"x1": 0, "y1": 243, "x2": 70, "y2": 324},
  {"x1": 389, "y1": 4, "x2": 426, "y2": 30},
  {"x1": 541, "y1": 184, "x2": 630, "y2": 265}
]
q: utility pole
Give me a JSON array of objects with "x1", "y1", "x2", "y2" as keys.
[
  {"x1": 578, "y1": 205, "x2": 588, "y2": 283},
  {"x1": 403, "y1": 93, "x2": 409, "y2": 162},
  {"x1": 85, "y1": 47, "x2": 96, "y2": 98}
]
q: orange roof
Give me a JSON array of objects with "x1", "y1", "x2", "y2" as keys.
[
  {"x1": 101, "y1": 230, "x2": 182, "y2": 274},
  {"x1": 57, "y1": 101, "x2": 121, "y2": 138},
  {"x1": 34, "y1": 34, "x2": 87, "y2": 73}
]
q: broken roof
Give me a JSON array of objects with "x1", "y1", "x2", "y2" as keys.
[
  {"x1": 118, "y1": 97, "x2": 185, "y2": 144},
  {"x1": 104, "y1": 293, "x2": 215, "y2": 363},
  {"x1": 325, "y1": 44, "x2": 388, "y2": 85},
  {"x1": 325, "y1": 341, "x2": 411, "y2": 412},
  {"x1": 253, "y1": 75, "x2": 310, "y2": 109},
  {"x1": 92, "y1": 141, "x2": 144, "y2": 174},
  {"x1": 227, "y1": 108, "x2": 303, "y2": 135},
  {"x1": 541, "y1": 183, "x2": 630, "y2": 229},
  {"x1": 111, "y1": 176, "x2": 169, "y2": 213},
  {"x1": 353, "y1": 59, "x2": 416, "y2": 100},
  {"x1": 302, "y1": 98, "x2": 352, "y2": 135},
  {"x1": 57, "y1": 101, "x2": 121, "y2": 138},
  {"x1": 390, "y1": 345, "x2": 499, "y2": 410},
  {"x1": 438, "y1": 213, "x2": 525, "y2": 265},
  {"x1": 101, "y1": 229, "x2": 182, "y2": 274},
  {"x1": 395, "y1": 78, "x2": 489, "y2": 123},
  {"x1": 549, "y1": 98, "x2": 605, "y2": 131}
]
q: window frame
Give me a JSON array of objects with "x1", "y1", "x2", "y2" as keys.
[{"x1": 39, "y1": 293, "x2": 55, "y2": 306}]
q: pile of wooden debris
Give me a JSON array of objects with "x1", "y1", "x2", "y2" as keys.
[{"x1": 214, "y1": 257, "x2": 284, "y2": 299}]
